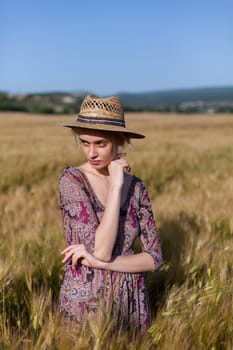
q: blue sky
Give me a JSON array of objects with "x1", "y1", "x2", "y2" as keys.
[{"x1": 1, "y1": 0, "x2": 233, "y2": 94}]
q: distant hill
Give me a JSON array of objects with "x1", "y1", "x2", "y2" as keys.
[
  {"x1": 0, "y1": 92, "x2": 85, "y2": 114},
  {"x1": 1, "y1": 86, "x2": 233, "y2": 114},
  {"x1": 119, "y1": 87, "x2": 233, "y2": 113}
]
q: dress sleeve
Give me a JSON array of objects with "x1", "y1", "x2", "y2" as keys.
[
  {"x1": 137, "y1": 181, "x2": 163, "y2": 271},
  {"x1": 59, "y1": 168, "x2": 99, "y2": 251}
]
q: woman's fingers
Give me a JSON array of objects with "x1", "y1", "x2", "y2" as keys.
[
  {"x1": 61, "y1": 244, "x2": 86, "y2": 264},
  {"x1": 109, "y1": 158, "x2": 131, "y2": 172},
  {"x1": 61, "y1": 244, "x2": 93, "y2": 269},
  {"x1": 61, "y1": 244, "x2": 102, "y2": 269},
  {"x1": 108, "y1": 158, "x2": 132, "y2": 187},
  {"x1": 114, "y1": 152, "x2": 127, "y2": 160},
  {"x1": 72, "y1": 251, "x2": 83, "y2": 269},
  {"x1": 61, "y1": 244, "x2": 81, "y2": 254},
  {"x1": 116, "y1": 158, "x2": 131, "y2": 172},
  {"x1": 62, "y1": 251, "x2": 74, "y2": 263}
]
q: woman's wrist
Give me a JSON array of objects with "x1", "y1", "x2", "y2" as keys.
[
  {"x1": 108, "y1": 183, "x2": 123, "y2": 193},
  {"x1": 98, "y1": 260, "x2": 109, "y2": 270}
]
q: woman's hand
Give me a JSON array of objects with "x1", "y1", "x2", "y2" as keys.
[
  {"x1": 61, "y1": 244, "x2": 103, "y2": 270},
  {"x1": 108, "y1": 153, "x2": 131, "y2": 188}
]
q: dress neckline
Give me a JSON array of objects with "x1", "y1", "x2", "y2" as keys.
[{"x1": 73, "y1": 167, "x2": 136, "y2": 210}]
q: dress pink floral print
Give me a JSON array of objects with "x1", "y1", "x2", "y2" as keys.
[{"x1": 59, "y1": 167, "x2": 162, "y2": 334}]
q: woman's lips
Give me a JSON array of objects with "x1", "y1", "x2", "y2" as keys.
[{"x1": 89, "y1": 160, "x2": 101, "y2": 165}]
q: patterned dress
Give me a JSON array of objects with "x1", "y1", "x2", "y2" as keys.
[{"x1": 59, "y1": 167, "x2": 162, "y2": 334}]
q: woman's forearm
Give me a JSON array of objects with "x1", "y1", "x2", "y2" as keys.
[
  {"x1": 100, "y1": 252, "x2": 156, "y2": 273},
  {"x1": 94, "y1": 185, "x2": 121, "y2": 261}
]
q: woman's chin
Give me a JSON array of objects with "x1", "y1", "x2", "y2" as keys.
[{"x1": 89, "y1": 162, "x2": 109, "y2": 173}]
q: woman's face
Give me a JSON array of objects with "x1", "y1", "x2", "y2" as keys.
[{"x1": 78, "y1": 130, "x2": 118, "y2": 170}]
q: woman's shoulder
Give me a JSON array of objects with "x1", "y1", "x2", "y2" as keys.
[
  {"x1": 129, "y1": 173, "x2": 146, "y2": 189},
  {"x1": 59, "y1": 167, "x2": 90, "y2": 206},
  {"x1": 59, "y1": 166, "x2": 85, "y2": 188}
]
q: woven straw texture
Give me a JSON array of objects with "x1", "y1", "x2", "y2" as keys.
[
  {"x1": 60, "y1": 94, "x2": 145, "y2": 138},
  {"x1": 80, "y1": 95, "x2": 124, "y2": 120}
]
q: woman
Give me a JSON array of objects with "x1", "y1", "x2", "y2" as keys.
[{"x1": 59, "y1": 94, "x2": 162, "y2": 334}]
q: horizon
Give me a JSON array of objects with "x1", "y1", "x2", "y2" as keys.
[{"x1": 2, "y1": 84, "x2": 233, "y2": 96}]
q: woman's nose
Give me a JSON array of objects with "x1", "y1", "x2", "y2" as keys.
[{"x1": 88, "y1": 145, "x2": 98, "y2": 158}]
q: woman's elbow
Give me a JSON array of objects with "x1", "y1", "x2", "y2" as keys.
[{"x1": 93, "y1": 250, "x2": 112, "y2": 262}]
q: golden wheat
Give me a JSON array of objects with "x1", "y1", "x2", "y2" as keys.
[{"x1": 0, "y1": 112, "x2": 233, "y2": 349}]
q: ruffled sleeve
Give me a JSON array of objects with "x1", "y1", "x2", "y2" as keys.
[
  {"x1": 137, "y1": 181, "x2": 163, "y2": 271},
  {"x1": 59, "y1": 167, "x2": 99, "y2": 251}
]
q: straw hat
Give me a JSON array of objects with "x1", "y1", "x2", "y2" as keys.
[{"x1": 61, "y1": 94, "x2": 145, "y2": 139}]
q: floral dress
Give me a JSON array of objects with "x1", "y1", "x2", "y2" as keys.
[{"x1": 59, "y1": 167, "x2": 162, "y2": 334}]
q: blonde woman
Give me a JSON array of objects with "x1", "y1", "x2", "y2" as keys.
[{"x1": 59, "y1": 94, "x2": 162, "y2": 334}]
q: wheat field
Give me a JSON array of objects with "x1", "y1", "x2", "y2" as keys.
[{"x1": 0, "y1": 112, "x2": 233, "y2": 349}]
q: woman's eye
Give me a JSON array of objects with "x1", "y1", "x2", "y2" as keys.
[{"x1": 81, "y1": 141, "x2": 89, "y2": 147}]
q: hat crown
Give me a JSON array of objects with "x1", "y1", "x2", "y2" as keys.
[
  {"x1": 60, "y1": 93, "x2": 145, "y2": 138},
  {"x1": 80, "y1": 94, "x2": 124, "y2": 121}
]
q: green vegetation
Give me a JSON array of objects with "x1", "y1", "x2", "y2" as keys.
[
  {"x1": 0, "y1": 92, "x2": 83, "y2": 114},
  {"x1": 0, "y1": 112, "x2": 233, "y2": 349},
  {"x1": 1, "y1": 86, "x2": 233, "y2": 114}
]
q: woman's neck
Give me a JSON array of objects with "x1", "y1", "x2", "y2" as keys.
[{"x1": 81, "y1": 162, "x2": 110, "y2": 177}]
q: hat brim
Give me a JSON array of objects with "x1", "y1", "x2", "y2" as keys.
[{"x1": 60, "y1": 121, "x2": 145, "y2": 139}]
